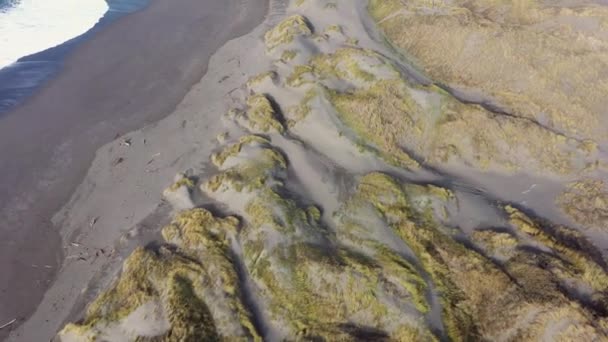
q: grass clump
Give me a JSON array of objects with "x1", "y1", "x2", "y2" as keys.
[
  {"x1": 506, "y1": 206, "x2": 608, "y2": 298},
  {"x1": 280, "y1": 49, "x2": 298, "y2": 62},
  {"x1": 206, "y1": 138, "x2": 287, "y2": 193},
  {"x1": 245, "y1": 188, "x2": 311, "y2": 234},
  {"x1": 470, "y1": 229, "x2": 519, "y2": 260},
  {"x1": 306, "y1": 205, "x2": 321, "y2": 223},
  {"x1": 287, "y1": 87, "x2": 317, "y2": 127},
  {"x1": 60, "y1": 247, "x2": 218, "y2": 341},
  {"x1": 328, "y1": 81, "x2": 422, "y2": 169},
  {"x1": 287, "y1": 48, "x2": 386, "y2": 87},
  {"x1": 59, "y1": 207, "x2": 262, "y2": 341},
  {"x1": 557, "y1": 179, "x2": 608, "y2": 230},
  {"x1": 240, "y1": 94, "x2": 285, "y2": 134},
  {"x1": 163, "y1": 274, "x2": 221, "y2": 341},
  {"x1": 211, "y1": 135, "x2": 270, "y2": 167},
  {"x1": 286, "y1": 64, "x2": 314, "y2": 87},
  {"x1": 324, "y1": 24, "x2": 342, "y2": 35},
  {"x1": 162, "y1": 208, "x2": 240, "y2": 250},
  {"x1": 309, "y1": 48, "x2": 384, "y2": 83},
  {"x1": 368, "y1": 0, "x2": 403, "y2": 22},
  {"x1": 246, "y1": 71, "x2": 277, "y2": 90},
  {"x1": 264, "y1": 15, "x2": 312, "y2": 51},
  {"x1": 168, "y1": 174, "x2": 195, "y2": 192}
]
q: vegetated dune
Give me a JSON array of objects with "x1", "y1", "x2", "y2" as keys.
[
  {"x1": 368, "y1": 0, "x2": 608, "y2": 247},
  {"x1": 57, "y1": 0, "x2": 608, "y2": 341}
]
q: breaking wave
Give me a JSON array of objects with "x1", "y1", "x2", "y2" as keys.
[{"x1": 0, "y1": 0, "x2": 109, "y2": 70}]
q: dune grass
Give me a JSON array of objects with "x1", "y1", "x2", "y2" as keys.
[{"x1": 264, "y1": 15, "x2": 312, "y2": 51}]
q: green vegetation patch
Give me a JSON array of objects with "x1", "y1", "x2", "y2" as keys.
[
  {"x1": 246, "y1": 71, "x2": 277, "y2": 90},
  {"x1": 264, "y1": 15, "x2": 312, "y2": 51},
  {"x1": 206, "y1": 135, "x2": 287, "y2": 194},
  {"x1": 506, "y1": 206, "x2": 608, "y2": 297},
  {"x1": 242, "y1": 94, "x2": 285, "y2": 134},
  {"x1": 338, "y1": 172, "x2": 608, "y2": 340},
  {"x1": 240, "y1": 185, "x2": 434, "y2": 339},
  {"x1": 557, "y1": 179, "x2": 608, "y2": 230},
  {"x1": 168, "y1": 174, "x2": 195, "y2": 192},
  {"x1": 60, "y1": 208, "x2": 261, "y2": 341},
  {"x1": 328, "y1": 81, "x2": 422, "y2": 169}
]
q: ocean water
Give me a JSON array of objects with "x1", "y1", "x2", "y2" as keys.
[
  {"x1": 0, "y1": 0, "x2": 150, "y2": 114},
  {"x1": 0, "y1": 0, "x2": 109, "y2": 70}
]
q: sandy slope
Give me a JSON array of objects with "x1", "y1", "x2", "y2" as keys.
[{"x1": 11, "y1": 0, "x2": 608, "y2": 340}]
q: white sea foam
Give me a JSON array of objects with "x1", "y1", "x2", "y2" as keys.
[{"x1": 0, "y1": 0, "x2": 109, "y2": 70}]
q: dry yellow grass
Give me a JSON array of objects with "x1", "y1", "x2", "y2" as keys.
[
  {"x1": 557, "y1": 179, "x2": 608, "y2": 230},
  {"x1": 264, "y1": 14, "x2": 312, "y2": 51},
  {"x1": 240, "y1": 94, "x2": 285, "y2": 134},
  {"x1": 299, "y1": 47, "x2": 580, "y2": 174},
  {"x1": 204, "y1": 133, "x2": 436, "y2": 339},
  {"x1": 370, "y1": 0, "x2": 608, "y2": 144},
  {"x1": 506, "y1": 206, "x2": 608, "y2": 295},
  {"x1": 60, "y1": 209, "x2": 260, "y2": 341},
  {"x1": 338, "y1": 172, "x2": 608, "y2": 340},
  {"x1": 206, "y1": 138, "x2": 286, "y2": 193}
]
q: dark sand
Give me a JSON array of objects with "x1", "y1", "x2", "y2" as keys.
[{"x1": 0, "y1": 0, "x2": 267, "y2": 338}]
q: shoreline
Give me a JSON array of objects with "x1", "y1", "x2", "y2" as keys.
[{"x1": 0, "y1": 0, "x2": 269, "y2": 340}]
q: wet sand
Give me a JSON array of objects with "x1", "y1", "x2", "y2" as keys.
[{"x1": 0, "y1": 0, "x2": 267, "y2": 339}]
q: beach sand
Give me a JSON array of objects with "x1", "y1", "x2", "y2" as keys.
[{"x1": 0, "y1": 0, "x2": 267, "y2": 339}]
